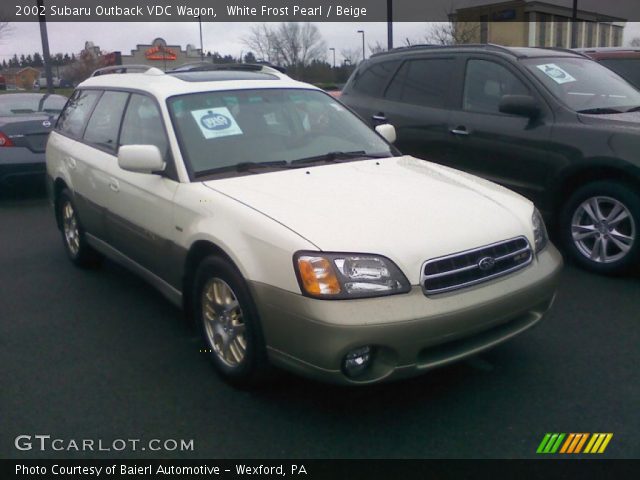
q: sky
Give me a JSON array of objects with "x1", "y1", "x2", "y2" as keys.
[{"x1": 1, "y1": 21, "x2": 640, "y2": 64}]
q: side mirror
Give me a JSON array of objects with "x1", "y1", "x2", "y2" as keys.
[
  {"x1": 499, "y1": 95, "x2": 541, "y2": 118},
  {"x1": 375, "y1": 123, "x2": 397, "y2": 144},
  {"x1": 118, "y1": 145, "x2": 166, "y2": 174}
]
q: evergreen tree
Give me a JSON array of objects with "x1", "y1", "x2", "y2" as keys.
[{"x1": 32, "y1": 52, "x2": 44, "y2": 67}]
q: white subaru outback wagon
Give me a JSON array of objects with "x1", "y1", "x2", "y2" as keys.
[{"x1": 46, "y1": 64, "x2": 562, "y2": 385}]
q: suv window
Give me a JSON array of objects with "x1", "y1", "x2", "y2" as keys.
[
  {"x1": 120, "y1": 94, "x2": 169, "y2": 160},
  {"x1": 83, "y1": 91, "x2": 129, "y2": 151},
  {"x1": 352, "y1": 61, "x2": 399, "y2": 96},
  {"x1": 56, "y1": 90, "x2": 101, "y2": 138},
  {"x1": 463, "y1": 59, "x2": 530, "y2": 113},
  {"x1": 386, "y1": 58, "x2": 454, "y2": 108}
]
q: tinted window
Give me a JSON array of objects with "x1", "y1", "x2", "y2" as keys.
[
  {"x1": 386, "y1": 58, "x2": 454, "y2": 108},
  {"x1": 56, "y1": 90, "x2": 101, "y2": 138},
  {"x1": 599, "y1": 58, "x2": 640, "y2": 89},
  {"x1": 463, "y1": 60, "x2": 529, "y2": 113},
  {"x1": 120, "y1": 94, "x2": 169, "y2": 160},
  {"x1": 83, "y1": 91, "x2": 129, "y2": 151},
  {"x1": 352, "y1": 61, "x2": 399, "y2": 96}
]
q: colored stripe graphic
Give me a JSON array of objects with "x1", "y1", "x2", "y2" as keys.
[{"x1": 538, "y1": 433, "x2": 613, "y2": 454}]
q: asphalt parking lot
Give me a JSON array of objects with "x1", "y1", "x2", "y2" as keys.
[{"x1": 1, "y1": 188, "x2": 639, "y2": 459}]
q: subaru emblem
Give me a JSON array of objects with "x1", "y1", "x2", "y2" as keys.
[{"x1": 478, "y1": 256, "x2": 496, "y2": 271}]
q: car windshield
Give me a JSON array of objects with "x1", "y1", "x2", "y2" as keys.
[
  {"x1": 598, "y1": 58, "x2": 640, "y2": 90},
  {"x1": 523, "y1": 57, "x2": 640, "y2": 113},
  {"x1": 167, "y1": 88, "x2": 393, "y2": 177},
  {"x1": 0, "y1": 94, "x2": 68, "y2": 116}
]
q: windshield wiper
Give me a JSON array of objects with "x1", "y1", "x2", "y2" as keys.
[
  {"x1": 625, "y1": 106, "x2": 640, "y2": 113},
  {"x1": 291, "y1": 151, "x2": 388, "y2": 165},
  {"x1": 194, "y1": 161, "x2": 291, "y2": 178},
  {"x1": 577, "y1": 107, "x2": 625, "y2": 114}
]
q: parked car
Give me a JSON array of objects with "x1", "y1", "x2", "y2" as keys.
[
  {"x1": 341, "y1": 44, "x2": 640, "y2": 274},
  {"x1": 33, "y1": 75, "x2": 61, "y2": 90},
  {"x1": 0, "y1": 93, "x2": 68, "y2": 188},
  {"x1": 46, "y1": 65, "x2": 561, "y2": 386},
  {"x1": 577, "y1": 47, "x2": 640, "y2": 90}
]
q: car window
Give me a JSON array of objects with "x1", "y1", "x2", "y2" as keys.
[
  {"x1": 463, "y1": 59, "x2": 530, "y2": 113},
  {"x1": 168, "y1": 88, "x2": 393, "y2": 176},
  {"x1": 0, "y1": 94, "x2": 68, "y2": 116},
  {"x1": 120, "y1": 94, "x2": 169, "y2": 160},
  {"x1": 598, "y1": 58, "x2": 640, "y2": 89},
  {"x1": 56, "y1": 90, "x2": 101, "y2": 138},
  {"x1": 352, "y1": 61, "x2": 400, "y2": 96},
  {"x1": 83, "y1": 91, "x2": 129, "y2": 151},
  {"x1": 386, "y1": 58, "x2": 455, "y2": 108},
  {"x1": 523, "y1": 57, "x2": 640, "y2": 112}
]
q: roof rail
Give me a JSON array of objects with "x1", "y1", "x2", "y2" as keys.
[
  {"x1": 167, "y1": 62, "x2": 287, "y2": 75},
  {"x1": 91, "y1": 65, "x2": 161, "y2": 77},
  {"x1": 370, "y1": 43, "x2": 519, "y2": 58},
  {"x1": 540, "y1": 47, "x2": 588, "y2": 58}
]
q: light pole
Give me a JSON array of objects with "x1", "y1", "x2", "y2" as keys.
[
  {"x1": 37, "y1": 0, "x2": 53, "y2": 93},
  {"x1": 198, "y1": 15, "x2": 204, "y2": 61},
  {"x1": 387, "y1": 0, "x2": 393, "y2": 50},
  {"x1": 329, "y1": 47, "x2": 336, "y2": 68},
  {"x1": 357, "y1": 30, "x2": 365, "y2": 62},
  {"x1": 571, "y1": 0, "x2": 579, "y2": 48}
]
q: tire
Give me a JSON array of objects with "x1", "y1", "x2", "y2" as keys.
[
  {"x1": 193, "y1": 256, "x2": 270, "y2": 387},
  {"x1": 57, "y1": 189, "x2": 103, "y2": 268},
  {"x1": 559, "y1": 181, "x2": 640, "y2": 275}
]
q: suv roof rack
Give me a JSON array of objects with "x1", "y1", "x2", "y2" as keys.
[
  {"x1": 167, "y1": 62, "x2": 287, "y2": 75},
  {"x1": 370, "y1": 43, "x2": 519, "y2": 58},
  {"x1": 91, "y1": 65, "x2": 163, "y2": 77},
  {"x1": 540, "y1": 47, "x2": 588, "y2": 58}
]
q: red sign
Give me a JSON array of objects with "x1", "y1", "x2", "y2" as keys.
[{"x1": 145, "y1": 46, "x2": 177, "y2": 61}]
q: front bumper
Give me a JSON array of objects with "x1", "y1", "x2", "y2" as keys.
[{"x1": 250, "y1": 245, "x2": 563, "y2": 384}]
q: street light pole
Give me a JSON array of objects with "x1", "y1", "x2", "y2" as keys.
[
  {"x1": 357, "y1": 30, "x2": 365, "y2": 62},
  {"x1": 387, "y1": 0, "x2": 393, "y2": 50},
  {"x1": 37, "y1": 0, "x2": 54, "y2": 93},
  {"x1": 198, "y1": 15, "x2": 204, "y2": 61},
  {"x1": 329, "y1": 47, "x2": 336, "y2": 68},
  {"x1": 571, "y1": 0, "x2": 579, "y2": 48}
]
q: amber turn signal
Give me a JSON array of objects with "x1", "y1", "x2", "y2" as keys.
[{"x1": 296, "y1": 256, "x2": 341, "y2": 296}]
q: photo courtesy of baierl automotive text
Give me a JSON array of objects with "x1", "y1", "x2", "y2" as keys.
[{"x1": 1, "y1": 0, "x2": 639, "y2": 476}]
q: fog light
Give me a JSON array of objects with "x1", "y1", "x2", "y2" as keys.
[{"x1": 342, "y1": 346, "x2": 373, "y2": 378}]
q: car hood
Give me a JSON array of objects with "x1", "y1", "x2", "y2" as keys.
[
  {"x1": 203, "y1": 156, "x2": 534, "y2": 284},
  {"x1": 578, "y1": 111, "x2": 640, "y2": 128}
]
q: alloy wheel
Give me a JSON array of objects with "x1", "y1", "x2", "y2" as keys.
[{"x1": 62, "y1": 200, "x2": 80, "y2": 257}]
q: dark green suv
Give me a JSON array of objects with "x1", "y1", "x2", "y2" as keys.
[{"x1": 341, "y1": 44, "x2": 640, "y2": 274}]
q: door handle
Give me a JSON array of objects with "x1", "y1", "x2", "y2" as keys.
[
  {"x1": 65, "y1": 157, "x2": 77, "y2": 169},
  {"x1": 372, "y1": 113, "x2": 388, "y2": 123},
  {"x1": 450, "y1": 127, "x2": 470, "y2": 136},
  {"x1": 108, "y1": 179, "x2": 119, "y2": 192}
]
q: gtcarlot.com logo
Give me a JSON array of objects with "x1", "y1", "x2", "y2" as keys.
[
  {"x1": 536, "y1": 433, "x2": 613, "y2": 454},
  {"x1": 14, "y1": 435, "x2": 194, "y2": 452}
]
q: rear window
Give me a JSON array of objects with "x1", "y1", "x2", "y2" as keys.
[
  {"x1": 351, "y1": 60, "x2": 400, "y2": 96},
  {"x1": 385, "y1": 58, "x2": 455, "y2": 108},
  {"x1": 56, "y1": 90, "x2": 101, "y2": 138},
  {"x1": 0, "y1": 94, "x2": 68, "y2": 116}
]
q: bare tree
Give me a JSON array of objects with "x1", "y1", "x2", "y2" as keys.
[
  {"x1": 242, "y1": 23, "x2": 326, "y2": 69},
  {"x1": 340, "y1": 47, "x2": 361, "y2": 66},
  {"x1": 368, "y1": 41, "x2": 387, "y2": 55},
  {"x1": 631, "y1": 37, "x2": 640, "y2": 47},
  {"x1": 0, "y1": 12, "x2": 12, "y2": 41},
  {"x1": 65, "y1": 49, "x2": 107, "y2": 84},
  {"x1": 425, "y1": 21, "x2": 480, "y2": 45}
]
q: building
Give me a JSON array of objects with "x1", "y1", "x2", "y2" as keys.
[
  {"x1": 453, "y1": 0, "x2": 625, "y2": 48},
  {"x1": 120, "y1": 38, "x2": 202, "y2": 69},
  {"x1": 1, "y1": 67, "x2": 40, "y2": 90}
]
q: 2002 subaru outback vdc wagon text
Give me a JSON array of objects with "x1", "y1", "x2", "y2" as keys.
[{"x1": 46, "y1": 64, "x2": 562, "y2": 385}]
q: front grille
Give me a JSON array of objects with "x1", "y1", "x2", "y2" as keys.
[{"x1": 421, "y1": 237, "x2": 532, "y2": 295}]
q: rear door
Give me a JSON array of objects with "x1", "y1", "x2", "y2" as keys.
[{"x1": 375, "y1": 56, "x2": 459, "y2": 165}]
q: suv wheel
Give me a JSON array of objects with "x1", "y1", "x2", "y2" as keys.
[
  {"x1": 194, "y1": 256, "x2": 269, "y2": 386},
  {"x1": 57, "y1": 189, "x2": 102, "y2": 268},
  {"x1": 560, "y1": 181, "x2": 639, "y2": 274}
]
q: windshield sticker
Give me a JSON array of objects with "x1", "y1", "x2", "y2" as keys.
[
  {"x1": 536, "y1": 64, "x2": 577, "y2": 84},
  {"x1": 191, "y1": 107, "x2": 243, "y2": 139}
]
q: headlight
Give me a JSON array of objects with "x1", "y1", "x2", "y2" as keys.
[
  {"x1": 294, "y1": 252, "x2": 411, "y2": 299},
  {"x1": 532, "y1": 208, "x2": 548, "y2": 253}
]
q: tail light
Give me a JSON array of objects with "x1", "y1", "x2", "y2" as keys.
[{"x1": 0, "y1": 131, "x2": 14, "y2": 147}]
